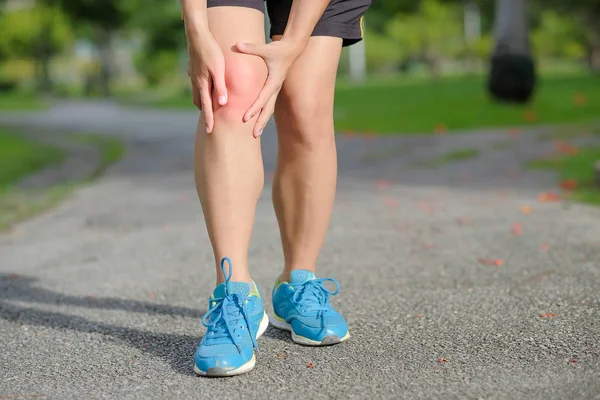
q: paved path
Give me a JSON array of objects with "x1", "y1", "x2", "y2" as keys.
[{"x1": 1, "y1": 103, "x2": 599, "y2": 399}]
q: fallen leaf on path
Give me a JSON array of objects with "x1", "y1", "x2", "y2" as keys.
[
  {"x1": 418, "y1": 202, "x2": 435, "y2": 214},
  {"x1": 555, "y1": 140, "x2": 579, "y2": 155},
  {"x1": 507, "y1": 128, "x2": 522, "y2": 137},
  {"x1": 457, "y1": 218, "x2": 473, "y2": 226},
  {"x1": 438, "y1": 358, "x2": 448, "y2": 363},
  {"x1": 382, "y1": 196, "x2": 398, "y2": 208},
  {"x1": 512, "y1": 223, "x2": 523, "y2": 236},
  {"x1": 414, "y1": 313, "x2": 424, "y2": 318},
  {"x1": 478, "y1": 258, "x2": 504, "y2": 266},
  {"x1": 362, "y1": 132, "x2": 375, "y2": 140},
  {"x1": 395, "y1": 222, "x2": 413, "y2": 232},
  {"x1": 523, "y1": 109, "x2": 538, "y2": 122},
  {"x1": 572, "y1": 93, "x2": 587, "y2": 106},
  {"x1": 540, "y1": 313, "x2": 557, "y2": 318},
  {"x1": 375, "y1": 179, "x2": 391, "y2": 190},
  {"x1": 559, "y1": 179, "x2": 577, "y2": 191},
  {"x1": 306, "y1": 362, "x2": 316, "y2": 368},
  {"x1": 537, "y1": 192, "x2": 561, "y2": 203},
  {"x1": 276, "y1": 353, "x2": 287, "y2": 359},
  {"x1": 521, "y1": 205, "x2": 532, "y2": 214},
  {"x1": 434, "y1": 124, "x2": 447, "y2": 134}
]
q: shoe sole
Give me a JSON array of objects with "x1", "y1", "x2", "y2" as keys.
[
  {"x1": 270, "y1": 313, "x2": 350, "y2": 346},
  {"x1": 193, "y1": 312, "x2": 269, "y2": 377}
]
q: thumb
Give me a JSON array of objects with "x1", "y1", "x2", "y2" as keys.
[
  {"x1": 211, "y1": 65, "x2": 228, "y2": 106},
  {"x1": 236, "y1": 41, "x2": 267, "y2": 57}
]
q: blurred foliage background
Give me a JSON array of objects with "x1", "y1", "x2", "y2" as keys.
[{"x1": 0, "y1": 0, "x2": 599, "y2": 108}]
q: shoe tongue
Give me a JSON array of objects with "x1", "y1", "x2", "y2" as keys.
[
  {"x1": 213, "y1": 281, "x2": 253, "y2": 298},
  {"x1": 290, "y1": 270, "x2": 316, "y2": 284}
]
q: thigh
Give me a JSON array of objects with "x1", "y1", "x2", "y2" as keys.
[
  {"x1": 207, "y1": 6, "x2": 265, "y2": 56},
  {"x1": 273, "y1": 35, "x2": 343, "y2": 120}
]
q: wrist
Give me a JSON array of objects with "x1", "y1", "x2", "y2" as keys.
[
  {"x1": 184, "y1": 20, "x2": 212, "y2": 45},
  {"x1": 279, "y1": 35, "x2": 308, "y2": 57}
]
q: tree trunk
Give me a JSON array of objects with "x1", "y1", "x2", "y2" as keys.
[
  {"x1": 586, "y1": 32, "x2": 600, "y2": 73},
  {"x1": 36, "y1": 20, "x2": 53, "y2": 93},
  {"x1": 96, "y1": 28, "x2": 113, "y2": 97},
  {"x1": 488, "y1": 0, "x2": 536, "y2": 103},
  {"x1": 464, "y1": 0, "x2": 481, "y2": 74}
]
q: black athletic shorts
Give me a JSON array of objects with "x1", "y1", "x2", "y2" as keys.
[{"x1": 206, "y1": 0, "x2": 372, "y2": 47}]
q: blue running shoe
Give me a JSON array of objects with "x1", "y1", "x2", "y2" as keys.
[
  {"x1": 193, "y1": 258, "x2": 269, "y2": 377},
  {"x1": 271, "y1": 270, "x2": 349, "y2": 346}
]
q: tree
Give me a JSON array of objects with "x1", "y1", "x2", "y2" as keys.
[
  {"x1": 531, "y1": 10, "x2": 585, "y2": 60},
  {"x1": 0, "y1": 2, "x2": 73, "y2": 91},
  {"x1": 56, "y1": 0, "x2": 133, "y2": 96},
  {"x1": 128, "y1": 0, "x2": 186, "y2": 86},
  {"x1": 541, "y1": 0, "x2": 600, "y2": 71},
  {"x1": 386, "y1": 0, "x2": 464, "y2": 77},
  {"x1": 488, "y1": 0, "x2": 536, "y2": 103}
]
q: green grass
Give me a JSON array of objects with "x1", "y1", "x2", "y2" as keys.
[
  {"x1": 0, "y1": 131, "x2": 125, "y2": 231},
  {"x1": 490, "y1": 140, "x2": 516, "y2": 150},
  {"x1": 413, "y1": 148, "x2": 480, "y2": 168},
  {"x1": 149, "y1": 74, "x2": 600, "y2": 134},
  {"x1": 334, "y1": 74, "x2": 600, "y2": 134},
  {"x1": 0, "y1": 130, "x2": 65, "y2": 191},
  {"x1": 69, "y1": 134, "x2": 125, "y2": 178},
  {"x1": 537, "y1": 123, "x2": 600, "y2": 141},
  {"x1": 528, "y1": 147, "x2": 600, "y2": 205},
  {"x1": 0, "y1": 91, "x2": 46, "y2": 111}
]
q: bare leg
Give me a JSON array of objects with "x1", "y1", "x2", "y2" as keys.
[
  {"x1": 271, "y1": 36, "x2": 343, "y2": 281},
  {"x1": 195, "y1": 7, "x2": 267, "y2": 284}
]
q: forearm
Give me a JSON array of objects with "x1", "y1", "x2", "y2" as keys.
[
  {"x1": 281, "y1": 0, "x2": 330, "y2": 49},
  {"x1": 180, "y1": 0, "x2": 210, "y2": 43}
]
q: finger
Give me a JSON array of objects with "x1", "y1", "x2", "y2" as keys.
[
  {"x1": 211, "y1": 65, "x2": 228, "y2": 106},
  {"x1": 200, "y1": 79, "x2": 214, "y2": 133},
  {"x1": 253, "y1": 95, "x2": 277, "y2": 138},
  {"x1": 244, "y1": 76, "x2": 280, "y2": 122},
  {"x1": 236, "y1": 41, "x2": 267, "y2": 58},
  {"x1": 192, "y1": 83, "x2": 202, "y2": 110}
]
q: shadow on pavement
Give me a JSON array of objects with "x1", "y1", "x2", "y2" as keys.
[{"x1": 0, "y1": 273, "x2": 204, "y2": 376}]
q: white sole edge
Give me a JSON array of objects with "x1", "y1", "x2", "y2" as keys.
[
  {"x1": 193, "y1": 312, "x2": 269, "y2": 377},
  {"x1": 269, "y1": 313, "x2": 350, "y2": 346}
]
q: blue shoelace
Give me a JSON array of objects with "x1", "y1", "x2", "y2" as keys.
[
  {"x1": 291, "y1": 278, "x2": 340, "y2": 328},
  {"x1": 201, "y1": 257, "x2": 259, "y2": 354}
]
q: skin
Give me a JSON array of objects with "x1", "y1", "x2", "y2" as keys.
[{"x1": 181, "y1": 0, "x2": 340, "y2": 284}]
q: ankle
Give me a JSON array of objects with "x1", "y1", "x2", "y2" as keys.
[
  {"x1": 216, "y1": 273, "x2": 253, "y2": 286},
  {"x1": 279, "y1": 268, "x2": 316, "y2": 283}
]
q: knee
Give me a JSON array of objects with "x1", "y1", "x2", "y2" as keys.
[
  {"x1": 276, "y1": 88, "x2": 334, "y2": 150},
  {"x1": 215, "y1": 54, "x2": 267, "y2": 125}
]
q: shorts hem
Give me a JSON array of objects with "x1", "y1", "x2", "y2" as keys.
[
  {"x1": 270, "y1": 20, "x2": 363, "y2": 47},
  {"x1": 207, "y1": 0, "x2": 264, "y2": 13}
]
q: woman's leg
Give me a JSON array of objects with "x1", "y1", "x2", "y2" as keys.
[
  {"x1": 195, "y1": 6, "x2": 267, "y2": 284},
  {"x1": 270, "y1": 36, "x2": 343, "y2": 281}
]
